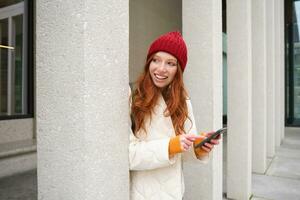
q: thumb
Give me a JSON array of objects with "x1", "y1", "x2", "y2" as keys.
[{"x1": 186, "y1": 134, "x2": 205, "y2": 141}]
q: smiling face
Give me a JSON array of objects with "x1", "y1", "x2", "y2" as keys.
[{"x1": 149, "y1": 51, "x2": 178, "y2": 89}]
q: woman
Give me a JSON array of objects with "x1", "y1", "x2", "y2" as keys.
[{"x1": 129, "y1": 31, "x2": 220, "y2": 200}]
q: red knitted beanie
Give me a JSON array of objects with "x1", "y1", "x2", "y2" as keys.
[{"x1": 147, "y1": 31, "x2": 188, "y2": 72}]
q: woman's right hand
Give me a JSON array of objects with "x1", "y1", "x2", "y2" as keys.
[
  {"x1": 179, "y1": 134, "x2": 204, "y2": 152},
  {"x1": 169, "y1": 134, "x2": 204, "y2": 156}
]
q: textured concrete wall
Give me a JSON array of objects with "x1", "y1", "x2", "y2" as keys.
[
  {"x1": 280, "y1": 0, "x2": 285, "y2": 141},
  {"x1": 36, "y1": 1, "x2": 129, "y2": 200},
  {"x1": 252, "y1": 0, "x2": 267, "y2": 174},
  {"x1": 0, "y1": 119, "x2": 34, "y2": 144},
  {"x1": 266, "y1": 0, "x2": 276, "y2": 157},
  {"x1": 279, "y1": 0, "x2": 285, "y2": 141},
  {"x1": 274, "y1": 0, "x2": 285, "y2": 147},
  {"x1": 129, "y1": 0, "x2": 181, "y2": 83},
  {"x1": 227, "y1": 0, "x2": 252, "y2": 199},
  {"x1": 0, "y1": 153, "x2": 36, "y2": 177},
  {"x1": 183, "y1": 1, "x2": 223, "y2": 199}
]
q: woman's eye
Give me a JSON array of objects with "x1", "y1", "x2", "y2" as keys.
[
  {"x1": 152, "y1": 58, "x2": 159, "y2": 63},
  {"x1": 168, "y1": 62, "x2": 176, "y2": 66}
]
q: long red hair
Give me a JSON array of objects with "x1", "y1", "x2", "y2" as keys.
[{"x1": 131, "y1": 55, "x2": 191, "y2": 136}]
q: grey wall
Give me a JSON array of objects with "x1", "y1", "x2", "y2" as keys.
[
  {"x1": 0, "y1": 119, "x2": 34, "y2": 144},
  {"x1": 129, "y1": 0, "x2": 182, "y2": 83}
]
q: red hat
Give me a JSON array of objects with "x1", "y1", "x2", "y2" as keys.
[{"x1": 147, "y1": 31, "x2": 188, "y2": 72}]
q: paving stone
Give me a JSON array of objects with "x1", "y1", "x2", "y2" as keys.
[
  {"x1": 276, "y1": 146, "x2": 300, "y2": 159},
  {"x1": 266, "y1": 156, "x2": 300, "y2": 180},
  {"x1": 251, "y1": 197, "x2": 273, "y2": 200},
  {"x1": 266, "y1": 157, "x2": 273, "y2": 170},
  {"x1": 281, "y1": 139, "x2": 300, "y2": 150},
  {"x1": 252, "y1": 173, "x2": 300, "y2": 200},
  {"x1": 0, "y1": 170, "x2": 37, "y2": 200}
]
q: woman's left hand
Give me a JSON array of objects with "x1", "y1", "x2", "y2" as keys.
[{"x1": 201, "y1": 131, "x2": 221, "y2": 153}]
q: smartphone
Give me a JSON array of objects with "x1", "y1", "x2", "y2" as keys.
[{"x1": 194, "y1": 127, "x2": 227, "y2": 149}]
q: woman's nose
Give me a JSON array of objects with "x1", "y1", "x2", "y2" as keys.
[{"x1": 158, "y1": 62, "x2": 167, "y2": 72}]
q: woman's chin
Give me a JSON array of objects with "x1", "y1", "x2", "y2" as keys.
[{"x1": 154, "y1": 82, "x2": 167, "y2": 88}]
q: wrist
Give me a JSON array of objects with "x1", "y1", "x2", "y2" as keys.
[{"x1": 169, "y1": 136, "x2": 182, "y2": 155}]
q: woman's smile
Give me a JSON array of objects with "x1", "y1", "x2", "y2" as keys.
[
  {"x1": 149, "y1": 51, "x2": 178, "y2": 88},
  {"x1": 154, "y1": 73, "x2": 168, "y2": 80}
]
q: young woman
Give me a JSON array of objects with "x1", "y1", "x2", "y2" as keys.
[{"x1": 129, "y1": 31, "x2": 220, "y2": 200}]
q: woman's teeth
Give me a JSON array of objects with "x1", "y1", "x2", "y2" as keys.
[{"x1": 155, "y1": 74, "x2": 167, "y2": 80}]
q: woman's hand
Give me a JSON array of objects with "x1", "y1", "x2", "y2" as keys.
[
  {"x1": 200, "y1": 131, "x2": 221, "y2": 153},
  {"x1": 169, "y1": 134, "x2": 203, "y2": 157},
  {"x1": 179, "y1": 134, "x2": 204, "y2": 152}
]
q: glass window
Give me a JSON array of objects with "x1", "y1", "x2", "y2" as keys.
[
  {"x1": 0, "y1": 18, "x2": 8, "y2": 115},
  {"x1": 222, "y1": 0, "x2": 227, "y2": 125},
  {"x1": 0, "y1": 0, "x2": 32, "y2": 119}
]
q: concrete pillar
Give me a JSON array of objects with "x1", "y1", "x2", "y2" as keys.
[
  {"x1": 36, "y1": 1, "x2": 129, "y2": 200},
  {"x1": 182, "y1": 1, "x2": 223, "y2": 200},
  {"x1": 274, "y1": 0, "x2": 285, "y2": 147},
  {"x1": 280, "y1": 0, "x2": 285, "y2": 141},
  {"x1": 266, "y1": 0, "x2": 276, "y2": 158},
  {"x1": 252, "y1": 0, "x2": 267, "y2": 174},
  {"x1": 226, "y1": 0, "x2": 252, "y2": 199}
]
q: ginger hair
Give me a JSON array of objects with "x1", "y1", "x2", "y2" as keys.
[{"x1": 131, "y1": 55, "x2": 191, "y2": 136}]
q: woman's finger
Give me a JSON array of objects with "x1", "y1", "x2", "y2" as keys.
[
  {"x1": 182, "y1": 143, "x2": 189, "y2": 151},
  {"x1": 205, "y1": 131, "x2": 215, "y2": 137},
  {"x1": 183, "y1": 139, "x2": 193, "y2": 146},
  {"x1": 204, "y1": 142, "x2": 213, "y2": 149},
  {"x1": 185, "y1": 134, "x2": 204, "y2": 142},
  {"x1": 210, "y1": 139, "x2": 219, "y2": 145},
  {"x1": 201, "y1": 145, "x2": 211, "y2": 152},
  {"x1": 180, "y1": 136, "x2": 191, "y2": 146},
  {"x1": 215, "y1": 134, "x2": 221, "y2": 140}
]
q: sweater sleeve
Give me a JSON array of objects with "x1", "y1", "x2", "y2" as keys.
[
  {"x1": 182, "y1": 99, "x2": 209, "y2": 164},
  {"x1": 128, "y1": 87, "x2": 177, "y2": 171}
]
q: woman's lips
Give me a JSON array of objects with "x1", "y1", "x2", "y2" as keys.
[{"x1": 154, "y1": 73, "x2": 168, "y2": 80}]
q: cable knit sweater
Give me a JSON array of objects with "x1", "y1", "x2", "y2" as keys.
[{"x1": 129, "y1": 91, "x2": 207, "y2": 200}]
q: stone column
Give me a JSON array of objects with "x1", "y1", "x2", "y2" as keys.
[
  {"x1": 226, "y1": 0, "x2": 252, "y2": 199},
  {"x1": 274, "y1": 0, "x2": 285, "y2": 147},
  {"x1": 280, "y1": 0, "x2": 285, "y2": 141},
  {"x1": 252, "y1": 0, "x2": 267, "y2": 174},
  {"x1": 182, "y1": 1, "x2": 223, "y2": 200},
  {"x1": 266, "y1": 0, "x2": 276, "y2": 158},
  {"x1": 279, "y1": 0, "x2": 285, "y2": 142},
  {"x1": 36, "y1": 1, "x2": 129, "y2": 200}
]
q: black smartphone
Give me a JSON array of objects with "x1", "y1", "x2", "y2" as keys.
[{"x1": 194, "y1": 127, "x2": 227, "y2": 149}]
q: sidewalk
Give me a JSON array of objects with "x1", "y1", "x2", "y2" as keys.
[
  {"x1": 0, "y1": 170, "x2": 36, "y2": 200},
  {"x1": 251, "y1": 128, "x2": 300, "y2": 200}
]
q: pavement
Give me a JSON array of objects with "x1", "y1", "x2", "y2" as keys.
[
  {"x1": 0, "y1": 128, "x2": 299, "y2": 200},
  {"x1": 251, "y1": 128, "x2": 300, "y2": 200},
  {"x1": 0, "y1": 170, "x2": 36, "y2": 200}
]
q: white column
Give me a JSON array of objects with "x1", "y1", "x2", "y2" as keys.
[
  {"x1": 274, "y1": 0, "x2": 285, "y2": 147},
  {"x1": 280, "y1": 0, "x2": 285, "y2": 141},
  {"x1": 252, "y1": 0, "x2": 267, "y2": 174},
  {"x1": 266, "y1": 0, "x2": 276, "y2": 157},
  {"x1": 227, "y1": 0, "x2": 252, "y2": 199},
  {"x1": 183, "y1": 1, "x2": 223, "y2": 200},
  {"x1": 36, "y1": 1, "x2": 129, "y2": 200}
]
